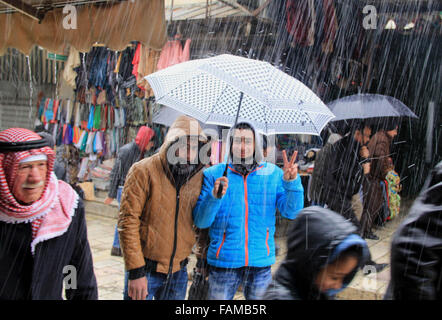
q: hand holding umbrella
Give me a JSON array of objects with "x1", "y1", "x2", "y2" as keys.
[
  {"x1": 213, "y1": 176, "x2": 229, "y2": 199},
  {"x1": 282, "y1": 150, "x2": 298, "y2": 181}
]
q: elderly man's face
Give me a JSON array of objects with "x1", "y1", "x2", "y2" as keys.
[{"x1": 12, "y1": 160, "x2": 47, "y2": 204}]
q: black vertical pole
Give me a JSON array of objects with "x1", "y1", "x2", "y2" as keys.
[{"x1": 216, "y1": 92, "x2": 244, "y2": 198}]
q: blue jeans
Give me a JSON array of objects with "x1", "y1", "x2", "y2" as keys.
[
  {"x1": 112, "y1": 186, "x2": 124, "y2": 249},
  {"x1": 123, "y1": 266, "x2": 188, "y2": 300},
  {"x1": 208, "y1": 266, "x2": 272, "y2": 300}
]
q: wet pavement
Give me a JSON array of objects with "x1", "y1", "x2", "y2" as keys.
[{"x1": 84, "y1": 196, "x2": 411, "y2": 300}]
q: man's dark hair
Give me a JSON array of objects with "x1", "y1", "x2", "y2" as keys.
[
  {"x1": 231, "y1": 122, "x2": 255, "y2": 142},
  {"x1": 233, "y1": 122, "x2": 254, "y2": 132}
]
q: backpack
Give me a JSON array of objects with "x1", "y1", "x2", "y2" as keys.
[{"x1": 385, "y1": 170, "x2": 401, "y2": 220}]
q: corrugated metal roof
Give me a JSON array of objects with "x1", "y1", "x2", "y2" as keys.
[{"x1": 165, "y1": 0, "x2": 250, "y2": 21}]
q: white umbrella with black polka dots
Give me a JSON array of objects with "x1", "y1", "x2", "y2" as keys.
[{"x1": 146, "y1": 54, "x2": 334, "y2": 136}]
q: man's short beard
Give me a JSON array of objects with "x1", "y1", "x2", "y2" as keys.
[
  {"x1": 170, "y1": 161, "x2": 196, "y2": 175},
  {"x1": 232, "y1": 154, "x2": 254, "y2": 165}
]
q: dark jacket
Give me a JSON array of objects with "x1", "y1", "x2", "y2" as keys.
[
  {"x1": 108, "y1": 141, "x2": 143, "y2": 199},
  {"x1": 385, "y1": 161, "x2": 442, "y2": 300},
  {"x1": 361, "y1": 130, "x2": 394, "y2": 231},
  {"x1": 263, "y1": 206, "x2": 370, "y2": 300},
  {"x1": 0, "y1": 200, "x2": 98, "y2": 300},
  {"x1": 367, "y1": 130, "x2": 393, "y2": 182},
  {"x1": 311, "y1": 134, "x2": 364, "y2": 205}
]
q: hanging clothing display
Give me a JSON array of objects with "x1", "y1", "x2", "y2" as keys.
[
  {"x1": 285, "y1": 0, "x2": 337, "y2": 53},
  {"x1": 132, "y1": 43, "x2": 161, "y2": 96},
  {"x1": 35, "y1": 40, "x2": 176, "y2": 184},
  {"x1": 156, "y1": 37, "x2": 191, "y2": 70},
  {"x1": 63, "y1": 47, "x2": 81, "y2": 88}
]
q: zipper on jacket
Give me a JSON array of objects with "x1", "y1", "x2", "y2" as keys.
[
  {"x1": 244, "y1": 175, "x2": 249, "y2": 267},
  {"x1": 227, "y1": 165, "x2": 263, "y2": 267},
  {"x1": 165, "y1": 165, "x2": 203, "y2": 276},
  {"x1": 167, "y1": 185, "x2": 181, "y2": 276},
  {"x1": 265, "y1": 228, "x2": 270, "y2": 256},
  {"x1": 161, "y1": 165, "x2": 204, "y2": 299},
  {"x1": 216, "y1": 232, "x2": 226, "y2": 259}
]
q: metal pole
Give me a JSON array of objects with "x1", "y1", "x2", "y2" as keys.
[{"x1": 216, "y1": 91, "x2": 244, "y2": 198}]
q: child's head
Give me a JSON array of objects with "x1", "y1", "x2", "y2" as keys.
[
  {"x1": 281, "y1": 207, "x2": 370, "y2": 300},
  {"x1": 387, "y1": 157, "x2": 394, "y2": 170},
  {"x1": 314, "y1": 246, "x2": 361, "y2": 294}
]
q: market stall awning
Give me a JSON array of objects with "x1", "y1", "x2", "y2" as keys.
[
  {"x1": 165, "y1": 0, "x2": 272, "y2": 20},
  {"x1": 0, "y1": 0, "x2": 167, "y2": 56}
]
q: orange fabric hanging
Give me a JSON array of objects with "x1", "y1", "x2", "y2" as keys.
[
  {"x1": 51, "y1": 100, "x2": 59, "y2": 124},
  {"x1": 72, "y1": 126, "x2": 80, "y2": 144},
  {"x1": 62, "y1": 124, "x2": 67, "y2": 142}
]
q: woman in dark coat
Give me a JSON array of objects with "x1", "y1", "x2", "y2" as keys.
[
  {"x1": 360, "y1": 119, "x2": 399, "y2": 239},
  {"x1": 264, "y1": 206, "x2": 370, "y2": 300}
]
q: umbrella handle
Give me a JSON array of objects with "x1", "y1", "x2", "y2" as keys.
[
  {"x1": 216, "y1": 164, "x2": 229, "y2": 198},
  {"x1": 216, "y1": 92, "x2": 243, "y2": 199}
]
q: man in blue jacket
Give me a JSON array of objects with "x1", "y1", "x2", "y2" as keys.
[{"x1": 193, "y1": 122, "x2": 304, "y2": 300}]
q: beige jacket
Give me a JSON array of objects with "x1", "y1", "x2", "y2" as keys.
[{"x1": 118, "y1": 115, "x2": 208, "y2": 274}]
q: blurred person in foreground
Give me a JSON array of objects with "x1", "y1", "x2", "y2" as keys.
[
  {"x1": 0, "y1": 128, "x2": 97, "y2": 300},
  {"x1": 263, "y1": 206, "x2": 370, "y2": 300},
  {"x1": 385, "y1": 161, "x2": 442, "y2": 300}
]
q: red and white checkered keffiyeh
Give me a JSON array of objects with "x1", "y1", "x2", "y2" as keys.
[{"x1": 0, "y1": 128, "x2": 79, "y2": 254}]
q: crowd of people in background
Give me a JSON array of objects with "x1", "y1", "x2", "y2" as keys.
[{"x1": 0, "y1": 114, "x2": 440, "y2": 301}]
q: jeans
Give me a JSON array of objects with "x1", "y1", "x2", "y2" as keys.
[
  {"x1": 208, "y1": 266, "x2": 272, "y2": 300},
  {"x1": 112, "y1": 186, "x2": 123, "y2": 249},
  {"x1": 123, "y1": 266, "x2": 188, "y2": 300}
]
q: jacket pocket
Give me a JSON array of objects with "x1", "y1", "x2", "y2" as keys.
[
  {"x1": 265, "y1": 228, "x2": 270, "y2": 256},
  {"x1": 216, "y1": 232, "x2": 226, "y2": 259}
]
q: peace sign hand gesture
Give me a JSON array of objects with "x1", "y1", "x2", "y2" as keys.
[{"x1": 282, "y1": 150, "x2": 298, "y2": 181}]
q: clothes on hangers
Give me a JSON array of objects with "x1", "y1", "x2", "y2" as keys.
[
  {"x1": 157, "y1": 37, "x2": 191, "y2": 70},
  {"x1": 51, "y1": 100, "x2": 60, "y2": 123},
  {"x1": 43, "y1": 99, "x2": 53, "y2": 125},
  {"x1": 63, "y1": 46, "x2": 81, "y2": 88},
  {"x1": 87, "y1": 105, "x2": 94, "y2": 131},
  {"x1": 285, "y1": 0, "x2": 337, "y2": 52},
  {"x1": 132, "y1": 43, "x2": 161, "y2": 95},
  {"x1": 93, "y1": 105, "x2": 101, "y2": 130}
]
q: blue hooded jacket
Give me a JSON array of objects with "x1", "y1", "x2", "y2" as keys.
[{"x1": 193, "y1": 123, "x2": 304, "y2": 268}]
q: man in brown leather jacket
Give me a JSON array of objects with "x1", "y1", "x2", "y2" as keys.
[{"x1": 118, "y1": 115, "x2": 210, "y2": 300}]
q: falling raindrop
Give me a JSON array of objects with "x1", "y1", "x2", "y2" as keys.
[{"x1": 26, "y1": 55, "x2": 33, "y2": 121}]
